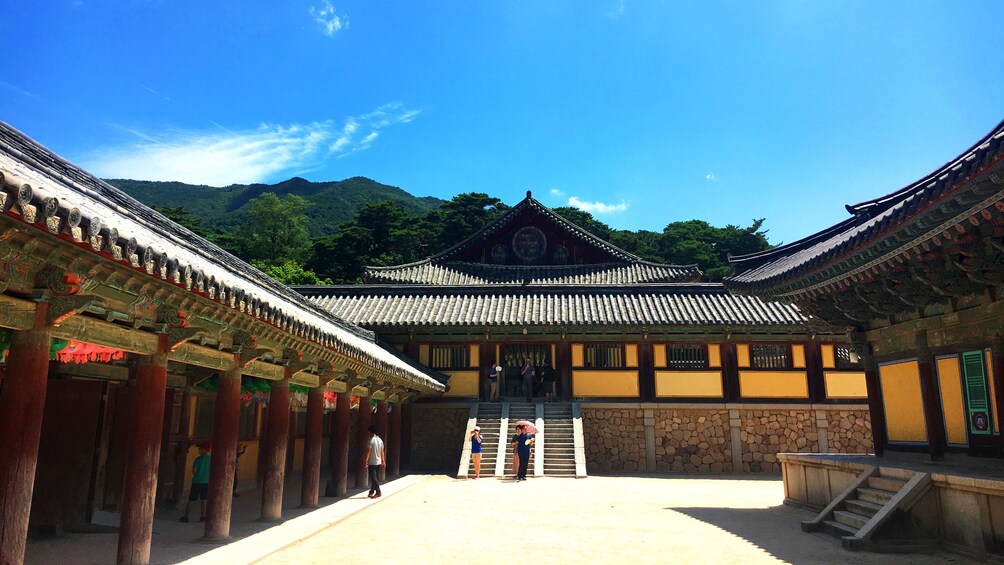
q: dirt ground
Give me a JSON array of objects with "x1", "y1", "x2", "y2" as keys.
[{"x1": 258, "y1": 475, "x2": 974, "y2": 565}]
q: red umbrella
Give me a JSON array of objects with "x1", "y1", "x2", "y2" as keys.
[{"x1": 515, "y1": 420, "x2": 539, "y2": 435}]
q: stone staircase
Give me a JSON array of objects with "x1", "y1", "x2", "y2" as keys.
[
  {"x1": 468, "y1": 403, "x2": 502, "y2": 478},
  {"x1": 802, "y1": 466, "x2": 933, "y2": 551},
  {"x1": 503, "y1": 402, "x2": 537, "y2": 478},
  {"x1": 543, "y1": 403, "x2": 576, "y2": 476}
]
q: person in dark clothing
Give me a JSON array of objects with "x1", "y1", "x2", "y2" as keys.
[
  {"x1": 511, "y1": 424, "x2": 534, "y2": 481},
  {"x1": 520, "y1": 359, "x2": 534, "y2": 401},
  {"x1": 542, "y1": 365, "x2": 557, "y2": 402}
]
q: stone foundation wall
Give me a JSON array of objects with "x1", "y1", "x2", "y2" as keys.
[
  {"x1": 582, "y1": 408, "x2": 646, "y2": 471},
  {"x1": 826, "y1": 410, "x2": 872, "y2": 454},
  {"x1": 581, "y1": 403, "x2": 871, "y2": 474},
  {"x1": 653, "y1": 409, "x2": 731, "y2": 472},
  {"x1": 409, "y1": 404, "x2": 469, "y2": 471}
]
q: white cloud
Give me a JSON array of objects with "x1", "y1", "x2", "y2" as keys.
[
  {"x1": 605, "y1": 0, "x2": 625, "y2": 18},
  {"x1": 550, "y1": 188, "x2": 565, "y2": 196},
  {"x1": 84, "y1": 103, "x2": 421, "y2": 185},
  {"x1": 310, "y1": 1, "x2": 347, "y2": 36},
  {"x1": 705, "y1": 173, "x2": 716, "y2": 181},
  {"x1": 567, "y1": 196, "x2": 629, "y2": 214}
]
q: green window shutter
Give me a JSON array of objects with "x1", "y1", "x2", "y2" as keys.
[{"x1": 961, "y1": 351, "x2": 992, "y2": 435}]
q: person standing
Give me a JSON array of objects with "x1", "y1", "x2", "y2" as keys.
[
  {"x1": 520, "y1": 359, "x2": 534, "y2": 402},
  {"x1": 543, "y1": 365, "x2": 557, "y2": 402},
  {"x1": 470, "y1": 426, "x2": 484, "y2": 479},
  {"x1": 488, "y1": 362, "x2": 501, "y2": 402},
  {"x1": 233, "y1": 442, "x2": 247, "y2": 497},
  {"x1": 511, "y1": 424, "x2": 534, "y2": 481},
  {"x1": 180, "y1": 442, "x2": 211, "y2": 522},
  {"x1": 365, "y1": 425, "x2": 386, "y2": 498}
]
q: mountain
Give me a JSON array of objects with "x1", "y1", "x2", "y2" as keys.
[{"x1": 105, "y1": 176, "x2": 444, "y2": 237}]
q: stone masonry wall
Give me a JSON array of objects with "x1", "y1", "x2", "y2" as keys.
[
  {"x1": 738, "y1": 409, "x2": 816, "y2": 473},
  {"x1": 653, "y1": 409, "x2": 731, "y2": 472},
  {"x1": 410, "y1": 405, "x2": 469, "y2": 472},
  {"x1": 581, "y1": 404, "x2": 871, "y2": 474},
  {"x1": 826, "y1": 410, "x2": 872, "y2": 454},
  {"x1": 582, "y1": 408, "x2": 646, "y2": 472}
]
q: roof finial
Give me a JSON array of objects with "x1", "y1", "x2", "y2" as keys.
[{"x1": 526, "y1": 189, "x2": 532, "y2": 199}]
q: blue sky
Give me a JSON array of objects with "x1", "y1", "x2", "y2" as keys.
[{"x1": 3, "y1": 1, "x2": 1003, "y2": 245}]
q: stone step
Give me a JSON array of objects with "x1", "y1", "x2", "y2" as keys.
[
  {"x1": 855, "y1": 487, "x2": 894, "y2": 506},
  {"x1": 844, "y1": 499, "x2": 882, "y2": 518},
  {"x1": 821, "y1": 519, "x2": 858, "y2": 538},
  {"x1": 833, "y1": 510, "x2": 868, "y2": 530},
  {"x1": 867, "y1": 476, "x2": 906, "y2": 493}
]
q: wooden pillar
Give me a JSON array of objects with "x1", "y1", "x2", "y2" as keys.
[
  {"x1": 856, "y1": 340, "x2": 887, "y2": 457},
  {"x1": 260, "y1": 375, "x2": 290, "y2": 521},
  {"x1": 805, "y1": 341, "x2": 826, "y2": 403},
  {"x1": 300, "y1": 387, "x2": 324, "y2": 508},
  {"x1": 721, "y1": 340, "x2": 740, "y2": 403},
  {"x1": 116, "y1": 335, "x2": 169, "y2": 565},
  {"x1": 992, "y1": 338, "x2": 1004, "y2": 441},
  {"x1": 330, "y1": 392, "x2": 351, "y2": 496},
  {"x1": 354, "y1": 400, "x2": 372, "y2": 488},
  {"x1": 389, "y1": 402, "x2": 402, "y2": 477},
  {"x1": 170, "y1": 384, "x2": 194, "y2": 504},
  {"x1": 376, "y1": 400, "x2": 389, "y2": 481},
  {"x1": 203, "y1": 357, "x2": 241, "y2": 541},
  {"x1": 400, "y1": 403, "x2": 413, "y2": 472},
  {"x1": 0, "y1": 304, "x2": 51, "y2": 565},
  {"x1": 917, "y1": 350, "x2": 947, "y2": 461}
]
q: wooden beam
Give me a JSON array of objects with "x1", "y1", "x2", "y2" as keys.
[{"x1": 0, "y1": 294, "x2": 37, "y2": 330}]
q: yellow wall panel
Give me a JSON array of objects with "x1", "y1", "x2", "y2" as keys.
[
  {"x1": 655, "y1": 370, "x2": 723, "y2": 398},
  {"x1": 572, "y1": 370, "x2": 639, "y2": 397},
  {"x1": 625, "y1": 344, "x2": 638, "y2": 367},
  {"x1": 936, "y1": 357, "x2": 968, "y2": 446},
  {"x1": 654, "y1": 344, "x2": 666, "y2": 368},
  {"x1": 987, "y1": 350, "x2": 999, "y2": 433},
  {"x1": 792, "y1": 344, "x2": 806, "y2": 369},
  {"x1": 469, "y1": 344, "x2": 480, "y2": 368},
  {"x1": 821, "y1": 345, "x2": 835, "y2": 369},
  {"x1": 736, "y1": 344, "x2": 750, "y2": 368},
  {"x1": 237, "y1": 441, "x2": 260, "y2": 482},
  {"x1": 572, "y1": 344, "x2": 584, "y2": 367},
  {"x1": 739, "y1": 371, "x2": 809, "y2": 398},
  {"x1": 292, "y1": 438, "x2": 305, "y2": 472},
  {"x1": 708, "y1": 344, "x2": 721, "y2": 368},
  {"x1": 442, "y1": 370, "x2": 480, "y2": 397},
  {"x1": 824, "y1": 371, "x2": 868, "y2": 399},
  {"x1": 419, "y1": 344, "x2": 430, "y2": 366},
  {"x1": 879, "y1": 360, "x2": 928, "y2": 443}
]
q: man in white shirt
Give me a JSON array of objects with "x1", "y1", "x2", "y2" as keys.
[{"x1": 365, "y1": 425, "x2": 386, "y2": 498}]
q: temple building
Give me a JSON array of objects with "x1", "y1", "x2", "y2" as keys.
[
  {"x1": 297, "y1": 191, "x2": 875, "y2": 474},
  {"x1": 0, "y1": 121, "x2": 445, "y2": 565}
]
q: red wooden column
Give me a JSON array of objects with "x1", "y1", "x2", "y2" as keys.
[
  {"x1": 330, "y1": 391, "x2": 351, "y2": 495},
  {"x1": 170, "y1": 384, "x2": 195, "y2": 505},
  {"x1": 354, "y1": 400, "x2": 372, "y2": 488},
  {"x1": 721, "y1": 340, "x2": 740, "y2": 402},
  {"x1": 389, "y1": 401, "x2": 402, "y2": 477},
  {"x1": 376, "y1": 400, "x2": 389, "y2": 481},
  {"x1": 0, "y1": 304, "x2": 52, "y2": 565},
  {"x1": 204, "y1": 356, "x2": 242, "y2": 541},
  {"x1": 300, "y1": 387, "x2": 324, "y2": 508},
  {"x1": 805, "y1": 341, "x2": 826, "y2": 403},
  {"x1": 260, "y1": 373, "x2": 291, "y2": 521},
  {"x1": 992, "y1": 339, "x2": 1004, "y2": 443},
  {"x1": 854, "y1": 338, "x2": 887, "y2": 457},
  {"x1": 117, "y1": 335, "x2": 169, "y2": 565},
  {"x1": 917, "y1": 349, "x2": 947, "y2": 461}
]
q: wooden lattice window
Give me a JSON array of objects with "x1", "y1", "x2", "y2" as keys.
[
  {"x1": 834, "y1": 346, "x2": 861, "y2": 370},
  {"x1": 431, "y1": 344, "x2": 469, "y2": 369},
  {"x1": 751, "y1": 344, "x2": 789, "y2": 370},
  {"x1": 666, "y1": 344, "x2": 708, "y2": 369},
  {"x1": 585, "y1": 344, "x2": 625, "y2": 368}
]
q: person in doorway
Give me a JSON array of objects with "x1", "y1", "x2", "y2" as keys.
[
  {"x1": 543, "y1": 365, "x2": 557, "y2": 402},
  {"x1": 511, "y1": 424, "x2": 534, "y2": 481},
  {"x1": 233, "y1": 442, "x2": 247, "y2": 497},
  {"x1": 365, "y1": 425, "x2": 386, "y2": 498},
  {"x1": 520, "y1": 359, "x2": 534, "y2": 401},
  {"x1": 181, "y1": 442, "x2": 211, "y2": 522},
  {"x1": 470, "y1": 426, "x2": 484, "y2": 479},
  {"x1": 488, "y1": 361, "x2": 501, "y2": 402}
]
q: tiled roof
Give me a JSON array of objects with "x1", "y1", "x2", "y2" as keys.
[
  {"x1": 365, "y1": 261, "x2": 700, "y2": 285},
  {"x1": 0, "y1": 120, "x2": 445, "y2": 392},
  {"x1": 300, "y1": 284, "x2": 809, "y2": 328},
  {"x1": 726, "y1": 119, "x2": 1004, "y2": 294}
]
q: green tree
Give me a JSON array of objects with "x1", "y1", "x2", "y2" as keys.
[
  {"x1": 660, "y1": 219, "x2": 772, "y2": 280},
  {"x1": 237, "y1": 193, "x2": 312, "y2": 265},
  {"x1": 252, "y1": 259, "x2": 332, "y2": 285},
  {"x1": 430, "y1": 193, "x2": 510, "y2": 252},
  {"x1": 551, "y1": 207, "x2": 612, "y2": 241}
]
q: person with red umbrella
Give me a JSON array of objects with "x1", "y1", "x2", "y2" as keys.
[{"x1": 511, "y1": 424, "x2": 535, "y2": 481}]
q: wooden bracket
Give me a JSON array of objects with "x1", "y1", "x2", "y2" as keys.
[{"x1": 47, "y1": 294, "x2": 103, "y2": 327}]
